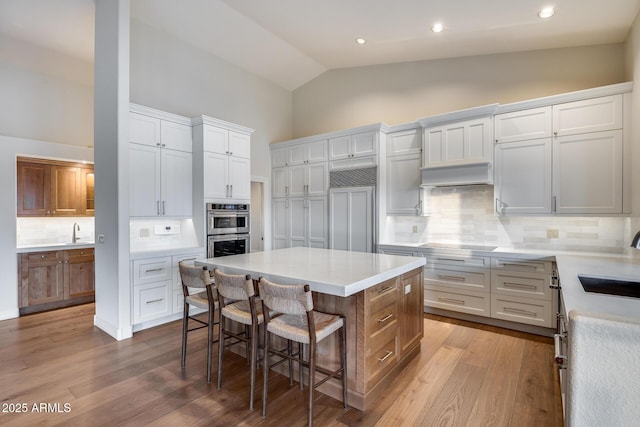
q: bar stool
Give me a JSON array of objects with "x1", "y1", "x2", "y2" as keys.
[
  {"x1": 214, "y1": 268, "x2": 266, "y2": 411},
  {"x1": 178, "y1": 261, "x2": 219, "y2": 383},
  {"x1": 258, "y1": 277, "x2": 347, "y2": 426}
]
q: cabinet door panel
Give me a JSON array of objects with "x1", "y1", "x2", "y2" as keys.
[
  {"x1": 352, "y1": 132, "x2": 376, "y2": 156},
  {"x1": 387, "y1": 129, "x2": 421, "y2": 156},
  {"x1": 161, "y1": 121, "x2": 192, "y2": 152},
  {"x1": 203, "y1": 126, "x2": 228, "y2": 154},
  {"x1": 467, "y1": 118, "x2": 491, "y2": 159},
  {"x1": 229, "y1": 131, "x2": 251, "y2": 159},
  {"x1": 494, "y1": 139, "x2": 552, "y2": 215},
  {"x1": 288, "y1": 165, "x2": 306, "y2": 197},
  {"x1": 553, "y1": 95, "x2": 622, "y2": 136},
  {"x1": 494, "y1": 107, "x2": 552, "y2": 143},
  {"x1": 443, "y1": 125, "x2": 465, "y2": 161},
  {"x1": 203, "y1": 152, "x2": 229, "y2": 199},
  {"x1": 424, "y1": 129, "x2": 444, "y2": 164},
  {"x1": 129, "y1": 144, "x2": 161, "y2": 216},
  {"x1": 129, "y1": 112, "x2": 161, "y2": 147},
  {"x1": 161, "y1": 150, "x2": 192, "y2": 216},
  {"x1": 387, "y1": 154, "x2": 421, "y2": 215},
  {"x1": 83, "y1": 168, "x2": 95, "y2": 216},
  {"x1": 289, "y1": 198, "x2": 306, "y2": 245},
  {"x1": 228, "y1": 156, "x2": 251, "y2": 200},
  {"x1": 64, "y1": 250, "x2": 95, "y2": 299},
  {"x1": 272, "y1": 168, "x2": 288, "y2": 198},
  {"x1": 553, "y1": 130, "x2": 622, "y2": 214},
  {"x1": 307, "y1": 140, "x2": 328, "y2": 163},
  {"x1": 289, "y1": 145, "x2": 306, "y2": 165},
  {"x1": 306, "y1": 163, "x2": 328, "y2": 196},
  {"x1": 307, "y1": 197, "x2": 328, "y2": 248},
  {"x1": 23, "y1": 252, "x2": 64, "y2": 306},
  {"x1": 50, "y1": 166, "x2": 83, "y2": 216},
  {"x1": 17, "y1": 162, "x2": 50, "y2": 216},
  {"x1": 272, "y1": 198, "x2": 289, "y2": 246},
  {"x1": 271, "y1": 147, "x2": 289, "y2": 168},
  {"x1": 329, "y1": 136, "x2": 351, "y2": 160}
]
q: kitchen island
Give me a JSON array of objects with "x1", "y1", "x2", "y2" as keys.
[{"x1": 198, "y1": 247, "x2": 426, "y2": 411}]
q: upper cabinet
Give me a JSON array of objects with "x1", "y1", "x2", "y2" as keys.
[
  {"x1": 385, "y1": 126, "x2": 427, "y2": 215},
  {"x1": 329, "y1": 130, "x2": 378, "y2": 170},
  {"x1": 192, "y1": 115, "x2": 253, "y2": 203},
  {"x1": 494, "y1": 89, "x2": 629, "y2": 215},
  {"x1": 128, "y1": 105, "x2": 193, "y2": 217},
  {"x1": 418, "y1": 105, "x2": 498, "y2": 187},
  {"x1": 17, "y1": 159, "x2": 95, "y2": 217},
  {"x1": 272, "y1": 139, "x2": 327, "y2": 168}
]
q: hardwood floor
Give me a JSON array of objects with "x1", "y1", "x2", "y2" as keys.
[{"x1": 0, "y1": 304, "x2": 563, "y2": 426}]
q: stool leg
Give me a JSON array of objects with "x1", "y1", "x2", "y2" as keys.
[
  {"x1": 299, "y1": 342, "x2": 304, "y2": 390},
  {"x1": 206, "y1": 305, "x2": 213, "y2": 383},
  {"x1": 245, "y1": 325, "x2": 251, "y2": 365},
  {"x1": 308, "y1": 340, "x2": 316, "y2": 427},
  {"x1": 217, "y1": 317, "x2": 225, "y2": 390},
  {"x1": 340, "y1": 322, "x2": 348, "y2": 408},
  {"x1": 249, "y1": 321, "x2": 258, "y2": 410},
  {"x1": 262, "y1": 329, "x2": 270, "y2": 418},
  {"x1": 287, "y1": 340, "x2": 294, "y2": 386},
  {"x1": 181, "y1": 301, "x2": 189, "y2": 368}
]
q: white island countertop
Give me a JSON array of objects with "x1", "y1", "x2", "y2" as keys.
[{"x1": 196, "y1": 247, "x2": 426, "y2": 297}]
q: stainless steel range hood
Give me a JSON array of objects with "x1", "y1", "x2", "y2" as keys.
[{"x1": 420, "y1": 160, "x2": 493, "y2": 187}]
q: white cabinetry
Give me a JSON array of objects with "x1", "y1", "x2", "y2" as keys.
[
  {"x1": 272, "y1": 139, "x2": 328, "y2": 167},
  {"x1": 329, "y1": 131, "x2": 378, "y2": 170},
  {"x1": 128, "y1": 107, "x2": 192, "y2": 217},
  {"x1": 288, "y1": 163, "x2": 328, "y2": 197},
  {"x1": 271, "y1": 197, "x2": 328, "y2": 249},
  {"x1": 494, "y1": 92, "x2": 627, "y2": 215},
  {"x1": 386, "y1": 127, "x2": 426, "y2": 215},
  {"x1": 329, "y1": 186, "x2": 373, "y2": 253},
  {"x1": 193, "y1": 117, "x2": 253, "y2": 203}
]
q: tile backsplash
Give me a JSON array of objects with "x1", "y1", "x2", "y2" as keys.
[
  {"x1": 130, "y1": 218, "x2": 199, "y2": 252},
  {"x1": 17, "y1": 217, "x2": 95, "y2": 246},
  {"x1": 388, "y1": 185, "x2": 631, "y2": 254}
]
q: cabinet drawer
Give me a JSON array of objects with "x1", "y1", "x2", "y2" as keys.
[
  {"x1": 133, "y1": 257, "x2": 172, "y2": 285},
  {"x1": 491, "y1": 257, "x2": 552, "y2": 274},
  {"x1": 491, "y1": 270, "x2": 552, "y2": 301},
  {"x1": 427, "y1": 253, "x2": 490, "y2": 268},
  {"x1": 491, "y1": 294, "x2": 553, "y2": 328},
  {"x1": 133, "y1": 281, "x2": 171, "y2": 323},
  {"x1": 424, "y1": 266, "x2": 490, "y2": 292},
  {"x1": 365, "y1": 278, "x2": 398, "y2": 312},
  {"x1": 367, "y1": 318, "x2": 398, "y2": 356},
  {"x1": 26, "y1": 251, "x2": 62, "y2": 266},
  {"x1": 173, "y1": 289, "x2": 184, "y2": 315},
  {"x1": 366, "y1": 303, "x2": 398, "y2": 341},
  {"x1": 424, "y1": 285, "x2": 490, "y2": 317},
  {"x1": 365, "y1": 336, "x2": 397, "y2": 385}
]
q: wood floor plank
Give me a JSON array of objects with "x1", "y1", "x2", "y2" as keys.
[{"x1": 0, "y1": 305, "x2": 563, "y2": 427}]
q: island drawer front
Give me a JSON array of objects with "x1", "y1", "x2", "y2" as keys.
[
  {"x1": 133, "y1": 257, "x2": 172, "y2": 285},
  {"x1": 424, "y1": 285, "x2": 490, "y2": 317},
  {"x1": 365, "y1": 336, "x2": 398, "y2": 386},
  {"x1": 491, "y1": 270, "x2": 552, "y2": 301},
  {"x1": 424, "y1": 266, "x2": 490, "y2": 292},
  {"x1": 366, "y1": 278, "x2": 398, "y2": 312},
  {"x1": 367, "y1": 318, "x2": 398, "y2": 356},
  {"x1": 426, "y1": 253, "x2": 490, "y2": 268},
  {"x1": 491, "y1": 257, "x2": 552, "y2": 274},
  {"x1": 490, "y1": 293, "x2": 553, "y2": 328},
  {"x1": 366, "y1": 302, "x2": 398, "y2": 337}
]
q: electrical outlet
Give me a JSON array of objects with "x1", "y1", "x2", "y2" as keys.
[
  {"x1": 412, "y1": 225, "x2": 418, "y2": 233},
  {"x1": 98, "y1": 234, "x2": 105, "y2": 244},
  {"x1": 546, "y1": 228, "x2": 559, "y2": 239}
]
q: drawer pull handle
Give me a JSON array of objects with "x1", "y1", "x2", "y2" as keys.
[
  {"x1": 501, "y1": 262, "x2": 537, "y2": 270},
  {"x1": 503, "y1": 282, "x2": 537, "y2": 290},
  {"x1": 436, "y1": 258, "x2": 465, "y2": 263},
  {"x1": 554, "y1": 333, "x2": 567, "y2": 367},
  {"x1": 439, "y1": 297, "x2": 465, "y2": 305},
  {"x1": 146, "y1": 298, "x2": 164, "y2": 304},
  {"x1": 437, "y1": 274, "x2": 466, "y2": 282},
  {"x1": 145, "y1": 268, "x2": 164, "y2": 273},
  {"x1": 503, "y1": 307, "x2": 537, "y2": 317},
  {"x1": 377, "y1": 350, "x2": 393, "y2": 363},
  {"x1": 182, "y1": 258, "x2": 197, "y2": 262},
  {"x1": 377, "y1": 286, "x2": 394, "y2": 295},
  {"x1": 378, "y1": 313, "x2": 394, "y2": 323}
]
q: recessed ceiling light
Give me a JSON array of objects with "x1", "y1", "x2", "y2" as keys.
[
  {"x1": 538, "y1": 6, "x2": 556, "y2": 18},
  {"x1": 355, "y1": 38, "x2": 366, "y2": 45},
  {"x1": 431, "y1": 23, "x2": 444, "y2": 33}
]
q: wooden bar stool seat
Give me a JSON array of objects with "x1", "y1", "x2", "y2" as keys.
[
  {"x1": 258, "y1": 277, "x2": 348, "y2": 426},
  {"x1": 178, "y1": 261, "x2": 219, "y2": 383}
]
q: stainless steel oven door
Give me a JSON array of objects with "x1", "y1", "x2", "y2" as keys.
[
  {"x1": 207, "y1": 211, "x2": 250, "y2": 235},
  {"x1": 207, "y1": 234, "x2": 250, "y2": 258}
]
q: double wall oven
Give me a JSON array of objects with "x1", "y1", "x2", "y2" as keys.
[{"x1": 206, "y1": 203, "x2": 250, "y2": 258}]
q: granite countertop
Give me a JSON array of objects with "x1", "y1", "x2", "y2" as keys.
[{"x1": 197, "y1": 247, "x2": 426, "y2": 297}]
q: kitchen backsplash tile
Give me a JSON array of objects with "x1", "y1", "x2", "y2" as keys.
[
  {"x1": 17, "y1": 217, "x2": 95, "y2": 246},
  {"x1": 130, "y1": 218, "x2": 199, "y2": 252},
  {"x1": 389, "y1": 185, "x2": 630, "y2": 253}
]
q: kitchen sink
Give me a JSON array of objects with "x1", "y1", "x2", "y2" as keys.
[{"x1": 578, "y1": 275, "x2": 640, "y2": 298}]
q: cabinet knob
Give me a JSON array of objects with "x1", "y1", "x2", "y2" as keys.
[
  {"x1": 161, "y1": 143, "x2": 166, "y2": 147},
  {"x1": 41, "y1": 255, "x2": 45, "y2": 259},
  {"x1": 156, "y1": 143, "x2": 161, "y2": 146},
  {"x1": 495, "y1": 138, "x2": 499, "y2": 143},
  {"x1": 554, "y1": 131, "x2": 558, "y2": 136}
]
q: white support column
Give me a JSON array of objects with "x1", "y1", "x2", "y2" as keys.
[{"x1": 93, "y1": 0, "x2": 132, "y2": 340}]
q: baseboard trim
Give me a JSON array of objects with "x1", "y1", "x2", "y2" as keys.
[
  {"x1": 94, "y1": 315, "x2": 133, "y2": 341},
  {"x1": 0, "y1": 308, "x2": 19, "y2": 321}
]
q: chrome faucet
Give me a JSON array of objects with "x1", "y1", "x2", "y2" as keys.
[{"x1": 72, "y1": 223, "x2": 80, "y2": 243}]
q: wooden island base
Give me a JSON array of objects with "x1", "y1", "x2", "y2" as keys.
[{"x1": 269, "y1": 267, "x2": 424, "y2": 411}]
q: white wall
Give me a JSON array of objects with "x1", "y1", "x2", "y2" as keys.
[
  {"x1": 626, "y1": 12, "x2": 640, "y2": 231},
  {"x1": 0, "y1": 136, "x2": 93, "y2": 320},
  {"x1": 293, "y1": 44, "x2": 626, "y2": 138}
]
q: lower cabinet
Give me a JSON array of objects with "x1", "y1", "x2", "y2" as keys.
[
  {"x1": 131, "y1": 250, "x2": 204, "y2": 330},
  {"x1": 18, "y1": 248, "x2": 95, "y2": 315}
]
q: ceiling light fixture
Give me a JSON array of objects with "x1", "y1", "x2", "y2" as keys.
[
  {"x1": 355, "y1": 38, "x2": 366, "y2": 45},
  {"x1": 431, "y1": 23, "x2": 444, "y2": 33},
  {"x1": 538, "y1": 6, "x2": 556, "y2": 18}
]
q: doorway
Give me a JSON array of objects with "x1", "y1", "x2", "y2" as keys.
[{"x1": 250, "y1": 181, "x2": 264, "y2": 252}]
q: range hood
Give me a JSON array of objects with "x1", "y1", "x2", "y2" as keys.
[{"x1": 420, "y1": 160, "x2": 493, "y2": 187}]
